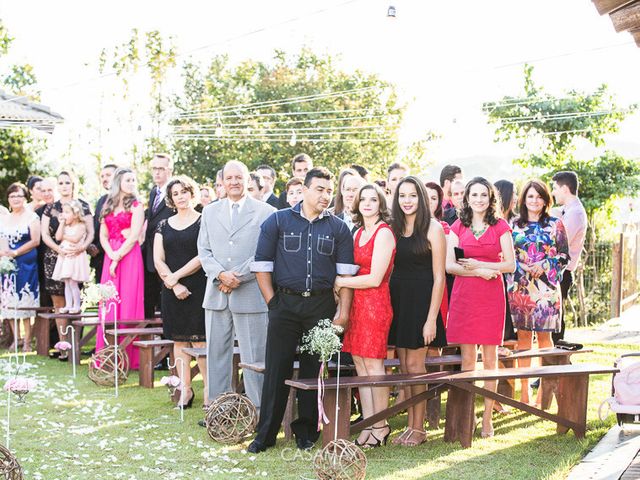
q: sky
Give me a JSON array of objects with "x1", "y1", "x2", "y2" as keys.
[{"x1": 1, "y1": 0, "x2": 639, "y2": 195}]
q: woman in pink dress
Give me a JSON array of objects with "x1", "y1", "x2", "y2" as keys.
[
  {"x1": 336, "y1": 183, "x2": 396, "y2": 448},
  {"x1": 446, "y1": 177, "x2": 515, "y2": 438},
  {"x1": 96, "y1": 167, "x2": 145, "y2": 369}
]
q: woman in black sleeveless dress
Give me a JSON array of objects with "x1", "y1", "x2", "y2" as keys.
[
  {"x1": 388, "y1": 177, "x2": 447, "y2": 446},
  {"x1": 154, "y1": 176, "x2": 207, "y2": 409}
]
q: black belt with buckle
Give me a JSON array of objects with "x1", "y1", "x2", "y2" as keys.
[{"x1": 277, "y1": 287, "x2": 333, "y2": 298}]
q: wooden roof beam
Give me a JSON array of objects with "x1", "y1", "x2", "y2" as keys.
[
  {"x1": 631, "y1": 28, "x2": 640, "y2": 46},
  {"x1": 592, "y1": 0, "x2": 637, "y2": 16},
  {"x1": 610, "y1": 1, "x2": 640, "y2": 32}
]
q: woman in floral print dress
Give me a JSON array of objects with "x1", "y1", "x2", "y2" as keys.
[{"x1": 507, "y1": 179, "x2": 569, "y2": 405}]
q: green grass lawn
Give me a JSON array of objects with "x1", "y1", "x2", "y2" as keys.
[{"x1": 0, "y1": 341, "x2": 635, "y2": 480}]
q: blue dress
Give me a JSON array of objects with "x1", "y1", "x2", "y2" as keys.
[{"x1": 0, "y1": 211, "x2": 40, "y2": 318}]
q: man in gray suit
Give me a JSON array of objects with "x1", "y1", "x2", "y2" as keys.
[{"x1": 198, "y1": 160, "x2": 276, "y2": 410}]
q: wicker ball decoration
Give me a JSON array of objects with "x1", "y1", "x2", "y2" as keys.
[
  {"x1": 88, "y1": 345, "x2": 129, "y2": 387},
  {"x1": 205, "y1": 393, "x2": 257, "y2": 444},
  {"x1": 313, "y1": 439, "x2": 367, "y2": 480},
  {"x1": 0, "y1": 445, "x2": 23, "y2": 479}
]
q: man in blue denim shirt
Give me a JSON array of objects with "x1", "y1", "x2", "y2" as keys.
[{"x1": 248, "y1": 167, "x2": 358, "y2": 453}]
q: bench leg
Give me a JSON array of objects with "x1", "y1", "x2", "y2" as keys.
[
  {"x1": 444, "y1": 385, "x2": 475, "y2": 448},
  {"x1": 497, "y1": 359, "x2": 516, "y2": 398},
  {"x1": 556, "y1": 374, "x2": 588, "y2": 438},
  {"x1": 138, "y1": 347, "x2": 154, "y2": 388},
  {"x1": 34, "y1": 317, "x2": 50, "y2": 357},
  {"x1": 321, "y1": 387, "x2": 351, "y2": 447},
  {"x1": 426, "y1": 364, "x2": 441, "y2": 429},
  {"x1": 283, "y1": 369, "x2": 298, "y2": 441},
  {"x1": 540, "y1": 355, "x2": 570, "y2": 410}
]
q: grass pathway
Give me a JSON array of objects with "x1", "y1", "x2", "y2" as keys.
[{"x1": 0, "y1": 341, "x2": 635, "y2": 479}]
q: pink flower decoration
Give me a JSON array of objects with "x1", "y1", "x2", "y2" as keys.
[
  {"x1": 3, "y1": 377, "x2": 37, "y2": 393},
  {"x1": 160, "y1": 375, "x2": 181, "y2": 388},
  {"x1": 54, "y1": 341, "x2": 72, "y2": 352}
]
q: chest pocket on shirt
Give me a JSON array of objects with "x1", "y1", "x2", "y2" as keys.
[
  {"x1": 317, "y1": 235, "x2": 335, "y2": 256},
  {"x1": 284, "y1": 232, "x2": 302, "y2": 252}
]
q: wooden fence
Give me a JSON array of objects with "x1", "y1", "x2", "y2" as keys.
[{"x1": 611, "y1": 222, "x2": 640, "y2": 318}]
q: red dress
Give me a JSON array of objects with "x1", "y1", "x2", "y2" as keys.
[
  {"x1": 342, "y1": 223, "x2": 396, "y2": 359},
  {"x1": 446, "y1": 219, "x2": 511, "y2": 346}
]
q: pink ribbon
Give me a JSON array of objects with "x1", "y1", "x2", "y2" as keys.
[{"x1": 317, "y1": 361, "x2": 329, "y2": 431}]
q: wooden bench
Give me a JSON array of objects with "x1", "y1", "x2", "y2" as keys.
[
  {"x1": 184, "y1": 346, "x2": 243, "y2": 394},
  {"x1": 133, "y1": 339, "x2": 175, "y2": 388},
  {"x1": 104, "y1": 327, "x2": 163, "y2": 350},
  {"x1": 71, "y1": 318, "x2": 162, "y2": 365},
  {"x1": 12, "y1": 306, "x2": 55, "y2": 356},
  {"x1": 242, "y1": 347, "x2": 588, "y2": 436},
  {"x1": 286, "y1": 363, "x2": 617, "y2": 447},
  {"x1": 35, "y1": 310, "x2": 98, "y2": 357}
]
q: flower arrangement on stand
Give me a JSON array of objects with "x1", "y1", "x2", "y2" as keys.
[
  {"x1": 301, "y1": 319, "x2": 367, "y2": 480},
  {"x1": 3, "y1": 378, "x2": 37, "y2": 403},
  {"x1": 0, "y1": 257, "x2": 17, "y2": 275},
  {"x1": 54, "y1": 341, "x2": 72, "y2": 353},
  {"x1": 80, "y1": 281, "x2": 120, "y2": 310},
  {"x1": 160, "y1": 375, "x2": 182, "y2": 402}
]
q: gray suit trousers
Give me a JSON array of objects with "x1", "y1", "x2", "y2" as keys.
[{"x1": 205, "y1": 308, "x2": 268, "y2": 410}]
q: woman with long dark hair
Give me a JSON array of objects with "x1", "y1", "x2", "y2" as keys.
[
  {"x1": 337, "y1": 184, "x2": 396, "y2": 448},
  {"x1": 388, "y1": 176, "x2": 446, "y2": 446},
  {"x1": 507, "y1": 179, "x2": 569, "y2": 406},
  {"x1": 446, "y1": 177, "x2": 515, "y2": 438}
]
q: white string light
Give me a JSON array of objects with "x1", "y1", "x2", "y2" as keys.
[{"x1": 492, "y1": 109, "x2": 635, "y2": 126}]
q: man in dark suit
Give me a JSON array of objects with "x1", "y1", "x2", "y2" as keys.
[
  {"x1": 143, "y1": 153, "x2": 174, "y2": 318},
  {"x1": 88, "y1": 164, "x2": 118, "y2": 281},
  {"x1": 443, "y1": 178, "x2": 465, "y2": 225},
  {"x1": 256, "y1": 165, "x2": 279, "y2": 208}
]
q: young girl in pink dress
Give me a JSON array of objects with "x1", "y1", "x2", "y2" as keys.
[
  {"x1": 52, "y1": 200, "x2": 90, "y2": 313},
  {"x1": 97, "y1": 167, "x2": 145, "y2": 369}
]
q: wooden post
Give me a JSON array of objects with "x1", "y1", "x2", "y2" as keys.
[
  {"x1": 497, "y1": 358, "x2": 516, "y2": 398},
  {"x1": 444, "y1": 385, "x2": 476, "y2": 448},
  {"x1": 556, "y1": 374, "x2": 588, "y2": 438},
  {"x1": 540, "y1": 355, "x2": 570, "y2": 410},
  {"x1": 138, "y1": 346, "x2": 154, "y2": 388},
  {"x1": 610, "y1": 236, "x2": 623, "y2": 319},
  {"x1": 34, "y1": 315, "x2": 50, "y2": 357},
  {"x1": 321, "y1": 387, "x2": 352, "y2": 446}
]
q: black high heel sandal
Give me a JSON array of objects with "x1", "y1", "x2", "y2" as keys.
[
  {"x1": 354, "y1": 428, "x2": 371, "y2": 447},
  {"x1": 177, "y1": 387, "x2": 195, "y2": 410},
  {"x1": 363, "y1": 425, "x2": 391, "y2": 449}
]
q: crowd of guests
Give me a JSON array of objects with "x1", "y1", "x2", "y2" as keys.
[{"x1": 0, "y1": 152, "x2": 588, "y2": 451}]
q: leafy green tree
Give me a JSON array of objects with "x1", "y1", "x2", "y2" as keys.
[
  {"x1": 171, "y1": 48, "x2": 429, "y2": 188},
  {"x1": 0, "y1": 20, "x2": 45, "y2": 200},
  {"x1": 483, "y1": 65, "x2": 640, "y2": 325}
]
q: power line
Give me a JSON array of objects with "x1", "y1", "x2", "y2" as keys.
[{"x1": 175, "y1": 86, "x2": 379, "y2": 117}]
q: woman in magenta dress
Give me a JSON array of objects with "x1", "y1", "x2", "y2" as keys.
[
  {"x1": 336, "y1": 183, "x2": 396, "y2": 448},
  {"x1": 446, "y1": 177, "x2": 515, "y2": 438},
  {"x1": 96, "y1": 167, "x2": 145, "y2": 369}
]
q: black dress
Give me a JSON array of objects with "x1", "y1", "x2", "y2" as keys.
[
  {"x1": 388, "y1": 234, "x2": 447, "y2": 349},
  {"x1": 156, "y1": 217, "x2": 206, "y2": 342}
]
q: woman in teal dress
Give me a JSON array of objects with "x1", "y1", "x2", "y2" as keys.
[{"x1": 506, "y1": 179, "x2": 569, "y2": 405}]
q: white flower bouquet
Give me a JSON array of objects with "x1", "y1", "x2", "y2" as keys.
[
  {"x1": 300, "y1": 319, "x2": 343, "y2": 363},
  {"x1": 0, "y1": 256, "x2": 16, "y2": 275},
  {"x1": 81, "y1": 281, "x2": 121, "y2": 310}
]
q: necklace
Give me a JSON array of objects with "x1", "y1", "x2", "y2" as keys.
[{"x1": 471, "y1": 223, "x2": 488, "y2": 239}]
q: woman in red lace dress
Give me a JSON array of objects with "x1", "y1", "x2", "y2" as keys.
[{"x1": 337, "y1": 183, "x2": 396, "y2": 448}]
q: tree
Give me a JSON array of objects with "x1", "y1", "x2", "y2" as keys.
[
  {"x1": 171, "y1": 48, "x2": 431, "y2": 187},
  {"x1": 483, "y1": 64, "x2": 640, "y2": 325},
  {"x1": 96, "y1": 28, "x2": 176, "y2": 186},
  {"x1": 0, "y1": 20, "x2": 45, "y2": 199},
  {"x1": 483, "y1": 64, "x2": 635, "y2": 171}
]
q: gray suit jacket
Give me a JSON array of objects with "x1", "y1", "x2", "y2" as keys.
[{"x1": 198, "y1": 196, "x2": 276, "y2": 313}]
